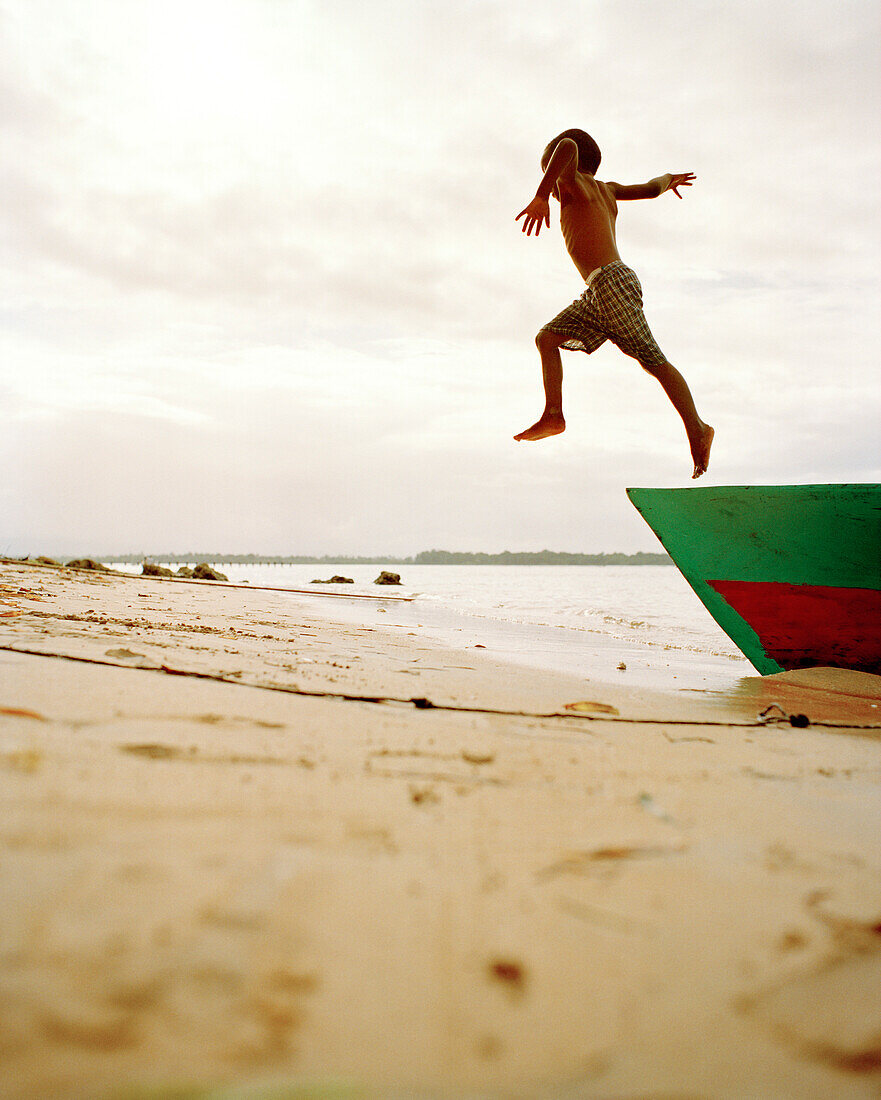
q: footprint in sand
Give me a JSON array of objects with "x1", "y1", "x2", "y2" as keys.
[
  {"x1": 740, "y1": 949, "x2": 881, "y2": 1072},
  {"x1": 739, "y1": 905, "x2": 881, "y2": 1073}
]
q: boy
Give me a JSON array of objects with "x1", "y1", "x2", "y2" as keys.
[{"x1": 514, "y1": 128, "x2": 713, "y2": 479}]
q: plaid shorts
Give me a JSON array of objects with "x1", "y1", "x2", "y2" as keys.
[{"x1": 541, "y1": 261, "x2": 666, "y2": 368}]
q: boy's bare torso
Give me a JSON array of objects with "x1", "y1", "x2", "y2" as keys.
[
  {"x1": 555, "y1": 173, "x2": 622, "y2": 280},
  {"x1": 514, "y1": 137, "x2": 713, "y2": 476}
]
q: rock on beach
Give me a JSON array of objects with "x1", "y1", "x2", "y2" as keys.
[
  {"x1": 142, "y1": 563, "x2": 174, "y2": 578},
  {"x1": 65, "y1": 558, "x2": 115, "y2": 573},
  {"x1": 192, "y1": 563, "x2": 228, "y2": 582}
]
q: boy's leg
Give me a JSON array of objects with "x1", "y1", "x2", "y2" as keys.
[
  {"x1": 514, "y1": 329, "x2": 568, "y2": 441},
  {"x1": 596, "y1": 263, "x2": 714, "y2": 477},
  {"x1": 641, "y1": 358, "x2": 714, "y2": 479}
]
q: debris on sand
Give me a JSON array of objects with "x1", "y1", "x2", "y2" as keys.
[
  {"x1": 311, "y1": 576, "x2": 355, "y2": 584},
  {"x1": 374, "y1": 571, "x2": 402, "y2": 585},
  {"x1": 565, "y1": 700, "x2": 620, "y2": 715},
  {"x1": 488, "y1": 958, "x2": 527, "y2": 997}
]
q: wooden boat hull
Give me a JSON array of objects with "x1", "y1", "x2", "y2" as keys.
[{"x1": 626, "y1": 484, "x2": 881, "y2": 676}]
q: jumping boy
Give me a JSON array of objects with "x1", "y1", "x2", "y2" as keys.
[{"x1": 514, "y1": 128, "x2": 714, "y2": 479}]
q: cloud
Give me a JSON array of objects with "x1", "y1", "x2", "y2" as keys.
[{"x1": 2, "y1": 0, "x2": 880, "y2": 555}]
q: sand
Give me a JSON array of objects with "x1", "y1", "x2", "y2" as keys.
[{"x1": 1, "y1": 559, "x2": 880, "y2": 1100}]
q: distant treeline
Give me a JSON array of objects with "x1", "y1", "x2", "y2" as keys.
[
  {"x1": 103, "y1": 549, "x2": 671, "y2": 566},
  {"x1": 413, "y1": 550, "x2": 670, "y2": 565}
]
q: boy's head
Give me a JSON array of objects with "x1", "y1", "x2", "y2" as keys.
[{"x1": 541, "y1": 128, "x2": 601, "y2": 175}]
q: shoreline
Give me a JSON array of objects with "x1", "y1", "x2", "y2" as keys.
[
  {"x1": 294, "y1": 583, "x2": 748, "y2": 696},
  {"x1": 2, "y1": 560, "x2": 881, "y2": 1099},
  {"x1": 99, "y1": 558, "x2": 751, "y2": 694}
]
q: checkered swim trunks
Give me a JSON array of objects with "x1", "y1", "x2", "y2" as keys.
[{"x1": 541, "y1": 260, "x2": 666, "y2": 368}]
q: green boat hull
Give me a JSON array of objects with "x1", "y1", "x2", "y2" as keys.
[{"x1": 627, "y1": 484, "x2": 881, "y2": 675}]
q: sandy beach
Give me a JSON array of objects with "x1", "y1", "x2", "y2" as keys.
[{"x1": 1, "y1": 559, "x2": 881, "y2": 1100}]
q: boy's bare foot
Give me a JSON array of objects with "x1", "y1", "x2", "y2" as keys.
[
  {"x1": 691, "y1": 424, "x2": 714, "y2": 479},
  {"x1": 514, "y1": 411, "x2": 566, "y2": 441}
]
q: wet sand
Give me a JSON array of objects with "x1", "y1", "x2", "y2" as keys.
[{"x1": 1, "y1": 559, "x2": 881, "y2": 1099}]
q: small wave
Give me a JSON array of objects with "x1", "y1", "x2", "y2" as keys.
[{"x1": 408, "y1": 601, "x2": 739, "y2": 659}]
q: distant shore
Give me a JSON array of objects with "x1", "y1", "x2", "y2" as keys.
[{"x1": 67, "y1": 549, "x2": 674, "y2": 567}]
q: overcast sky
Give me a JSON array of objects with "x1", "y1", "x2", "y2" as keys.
[{"x1": 2, "y1": 0, "x2": 879, "y2": 557}]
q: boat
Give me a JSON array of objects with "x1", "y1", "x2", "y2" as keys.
[{"x1": 626, "y1": 484, "x2": 881, "y2": 676}]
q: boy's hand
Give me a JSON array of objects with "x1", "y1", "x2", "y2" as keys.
[
  {"x1": 664, "y1": 172, "x2": 696, "y2": 198},
  {"x1": 516, "y1": 196, "x2": 551, "y2": 236}
]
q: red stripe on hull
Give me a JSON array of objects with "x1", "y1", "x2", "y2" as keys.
[{"x1": 708, "y1": 580, "x2": 881, "y2": 675}]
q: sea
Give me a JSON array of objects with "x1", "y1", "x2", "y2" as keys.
[{"x1": 126, "y1": 562, "x2": 751, "y2": 692}]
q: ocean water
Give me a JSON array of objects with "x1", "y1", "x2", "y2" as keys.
[{"x1": 134, "y1": 562, "x2": 751, "y2": 691}]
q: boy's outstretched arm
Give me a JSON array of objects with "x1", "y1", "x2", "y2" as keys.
[
  {"x1": 610, "y1": 172, "x2": 696, "y2": 200},
  {"x1": 515, "y1": 137, "x2": 579, "y2": 235}
]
